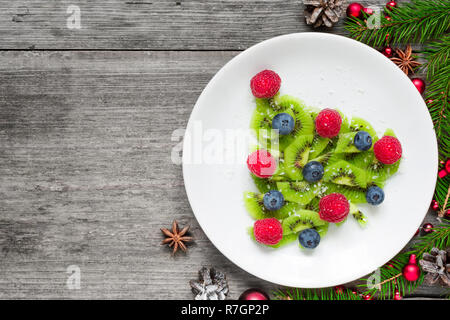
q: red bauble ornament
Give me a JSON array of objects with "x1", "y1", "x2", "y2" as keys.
[
  {"x1": 402, "y1": 254, "x2": 421, "y2": 282},
  {"x1": 393, "y1": 288, "x2": 402, "y2": 300},
  {"x1": 346, "y1": 2, "x2": 364, "y2": 18},
  {"x1": 363, "y1": 7, "x2": 374, "y2": 15},
  {"x1": 414, "y1": 228, "x2": 420, "y2": 236},
  {"x1": 386, "y1": 1, "x2": 397, "y2": 11},
  {"x1": 422, "y1": 223, "x2": 434, "y2": 234},
  {"x1": 239, "y1": 288, "x2": 270, "y2": 300},
  {"x1": 411, "y1": 78, "x2": 426, "y2": 94},
  {"x1": 381, "y1": 46, "x2": 393, "y2": 58},
  {"x1": 362, "y1": 294, "x2": 373, "y2": 300},
  {"x1": 431, "y1": 199, "x2": 439, "y2": 211},
  {"x1": 444, "y1": 210, "x2": 450, "y2": 219},
  {"x1": 438, "y1": 159, "x2": 450, "y2": 178}
]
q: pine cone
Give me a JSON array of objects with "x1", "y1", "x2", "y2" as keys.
[
  {"x1": 419, "y1": 247, "x2": 450, "y2": 287},
  {"x1": 189, "y1": 267, "x2": 229, "y2": 300},
  {"x1": 304, "y1": 0, "x2": 346, "y2": 28}
]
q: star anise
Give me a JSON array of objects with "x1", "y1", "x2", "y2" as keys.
[
  {"x1": 390, "y1": 45, "x2": 421, "y2": 75},
  {"x1": 419, "y1": 247, "x2": 450, "y2": 287},
  {"x1": 161, "y1": 220, "x2": 193, "y2": 255}
]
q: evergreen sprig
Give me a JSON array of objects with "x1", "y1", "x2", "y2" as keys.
[
  {"x1": 358, "y1": 254, "x2": 424, "y2": 300},
  {"x1": 273, "y1": 287, "x2": 362, "y2": 300},
  {"x1": 345, "y1": 0, "x2": 450, "y2": 47},
  {"x1": 274, "y1": 223, "x2": 449, "y2": 300},
  {"x1": 421, "y1": 35, "x2": 450, "y2": 215}
]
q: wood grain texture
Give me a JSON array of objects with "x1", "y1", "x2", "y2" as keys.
[
  {"x1": 0, "y1": 0, "x2": 389, "y2": 50},
  {"x1": 0, "y1": 51, "x2": 447, "y2": 299}
]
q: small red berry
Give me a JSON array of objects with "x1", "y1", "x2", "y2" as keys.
[
  {"x1": 250, "y1": 70, "x2": 281, "y2": 99},
  {"x1": 422, "y1": 223, "x2": 434, "y2": 234},
  {"x1": 319, "y1": 193, "x2": 350, "y2": 223},
  {"x1": 247, "y1": 150, "x2": 277, "y2": 178},
  {"x1": 253, "y1": 218, "x2": 283, "y2": 245},
  {"x1": 373, "y1": 136, "x2": 402, "y2": 164},
  {"x1": 381, "y1": 46, "x2": 393, "y2": 58},
  {"x1": 315, "y1": 109, "x2": 342, "y2": 138},
  {"x1": 386, "y1": 1, "x2": 397, "y2": 11}
]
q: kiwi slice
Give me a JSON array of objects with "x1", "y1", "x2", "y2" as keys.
[
  {"x1": 350, "y1": 117, "x2": 378, "y2": 139},
  {"x1": 251, "y1": 174, "x2": 277, "y2": 194},
  {"x1": 282, "y1": 210, "x2": 326, "y2": 235},
  {"x1": 309, "y1": 135, "x2": 330, "y2": 159},
  {"x1": 305, "y1": 197, "x2": 320, "y2": 212},
  {"x1": 284, "y1": 134, "x2": 314, "y2": 180},
  {"x1": 336, "y1": 109, "x2": 351, "y2": 134},
  {"x1": 275, "y1": 95, "x2": 314, "y2": 149},
  {"x1": 250, "y1": 103, "x2": 276, "y2": 143},
  {"x1": 315, "y1": 223, "x2": 329, "y2": 237},
  {"x1": 350, "y1": 203, "x2": 368, "y2": 227},
  {"x1": 310, "y1": 151, "x2": 333, "y2": 166},
  {"x1": 335, "y1": 132, "x2": 361, "y2": 153},
  {"x1": 248, "y1": 227, "x2": 298, "y2": 248},
  {"x1": 244, "y1": 191, "x2": 303, "y2": 220},
  {"x1": 322, "y1": 183, "x2": 367, "y2": 204},
  {"x1": 323, "y1": 160, "x2": 368, "y2": 188},
  {"x1": 276, "y1": 181, "x2": 317, "y2": 205}
]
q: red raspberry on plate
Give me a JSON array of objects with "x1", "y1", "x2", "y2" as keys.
[
  {"x1": 315, "y1": 109, "x2": 342, "y2": 138},
  {"x1": 319, "y1": 193, "x2": 350, "y2": 223},
  {"x1": 250, "y1": 70, "x2": 281, "y2": 98},
  {"x1": 253, "y1": 218, "x2": 283, "y2": 245},
  {"x1": 374, "y1": 136, "x2": 402, "y2": 164},
  {"x1": 247, "y1": 150, "x2": 277, "y2": 178}
]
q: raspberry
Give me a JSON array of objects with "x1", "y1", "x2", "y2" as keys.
[
  {"x1": 247, "y1": 150, "x2": 277, "y2": 178},
  {"x1": 315, "y1": 109, "x2": 342, "y2": 138},
  {"x1": 374, "y1": 136, "x2": 402, "y2": 164},
  {"x1": 253, "y1": 218, "x2": 283, "y2": 245},
  {"x1": 319, "y1": 193, "x2": 350, "y2": 223},
  {"x1": 250, "y1": 70, "x2": 281, "y2": 98}
]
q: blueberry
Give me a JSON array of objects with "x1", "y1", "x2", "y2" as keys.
[
  {"x1": 354, "y1": 131, "x2": 372, "y2": 151},
  {"x1": 263, "y1": 190, "x2": 284, "y2": 211},
  {"x1": 272, "y1": 113, "x2": 295, "y2": 135},
  {"x1": 366, "y1": 186, "x2": 385, "y2": 205},
  {"x1": 302, "y1": 161, "x2": 324, "y2": 183},
  {"x1": 298, "y1": 229, "x2": 320, "y2": 249}
]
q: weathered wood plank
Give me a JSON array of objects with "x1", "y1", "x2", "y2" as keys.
[
  {"x1": 0, "y1": 51, "x2": 446, "y2": 299},
  {"x1": 0, "y1": 0, "x2": 388, "y2": 50}
]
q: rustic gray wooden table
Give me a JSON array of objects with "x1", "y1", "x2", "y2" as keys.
[{"x1": 0, "y1": 0, "x2": 446, "y2": 299}]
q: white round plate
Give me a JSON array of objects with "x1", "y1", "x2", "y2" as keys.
[{"x1": 182, "y1": 33, "x2": 438, "y2": 288}]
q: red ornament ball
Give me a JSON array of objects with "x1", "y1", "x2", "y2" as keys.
[
  {"x1": 444, "y1": 210, "x2": 450, "y2": 219},
  {"x1": 402, "y1": 254, "x2": 421, "y2": 282},
  {"x1": 362, "y1": 294, "x2": 373, "y2": 300},
  {"x1": 431, "y1": 199, "x2": 439, "y2": 211},
  {"x1": 363, "y1": 7, "x2": 374, "y2": 15},
  {"x1": 411, "y1": 78, "x2": 426, "y2": 94},
  {"x1": 247, "y1": 150, "x2": 277, "y2": 178},
  {"x1": 386, "y1": 1, "x2": 397, "y2": 11},
  {"x1": 422, "y1": 223, "x2": 434, "y2": 234},
  {"x1": 346, "y1": 2, "x2": 364, "y2": 18},
  {"x1": 393, "y1": 288, "x2": 402, "y2": 300},
  {"x1": 381, "y1": 46, "x2": 393, "y2": 58},
  {"x1": 239, "y1": 288, "x2": 270, "y2": 300}
]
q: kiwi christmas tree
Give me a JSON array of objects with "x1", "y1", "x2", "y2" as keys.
[{"x1": 245, "y1": 70, "x2": 403, "y2": 249}]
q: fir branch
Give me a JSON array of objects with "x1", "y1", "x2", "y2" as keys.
[
  {"x1": 344, "y1": 0, "x2": 450, "y2": 47},
  {"x1": 358, "y1": 254, "x2": 424, "y2": 300},
  {"x1": 273, "y1": 287, "x2": 362, "y2": 300},
  {"x1": 407, "y1": 222, "x2": 450, "y2": 258}
]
